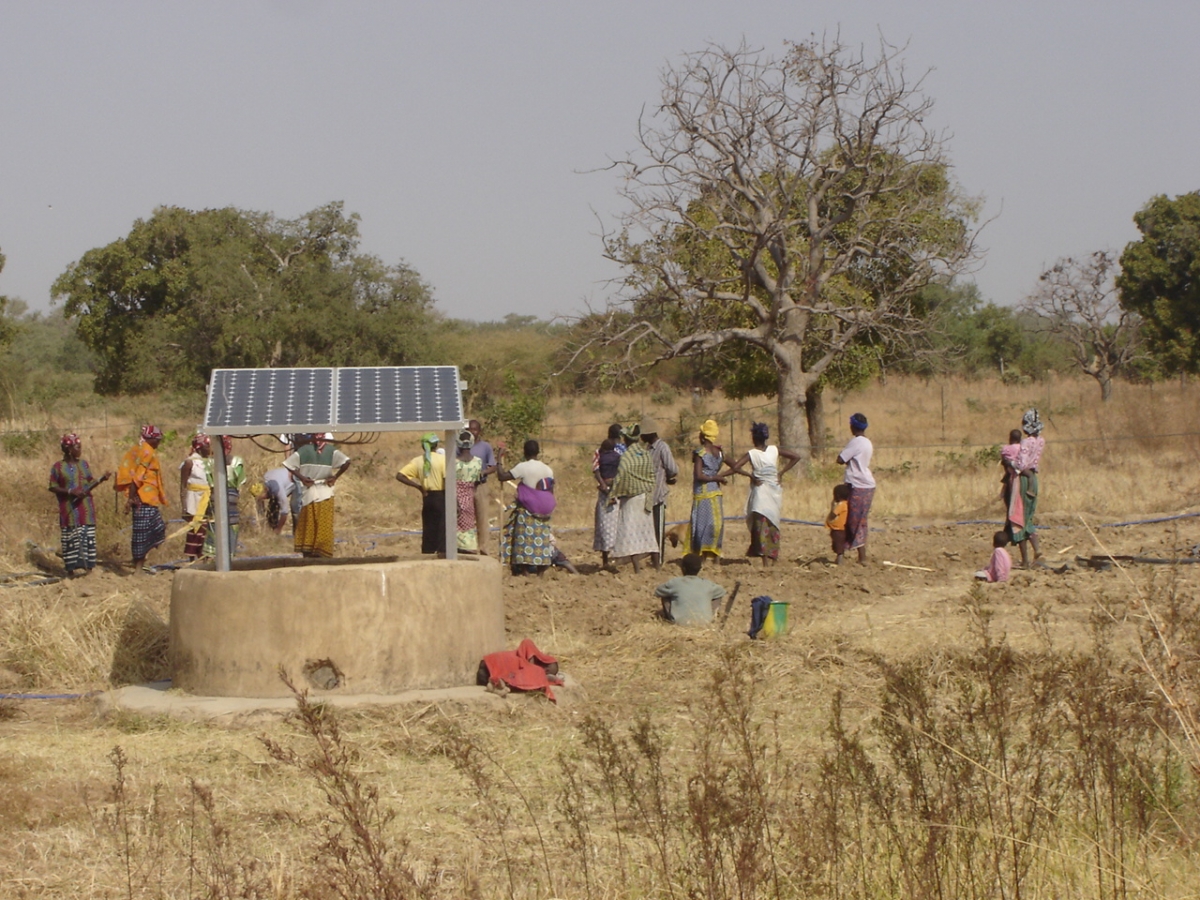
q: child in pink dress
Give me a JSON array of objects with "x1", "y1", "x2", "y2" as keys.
[{"x1": 975, "y1": 531, "x2": 1013, "y2": 583}]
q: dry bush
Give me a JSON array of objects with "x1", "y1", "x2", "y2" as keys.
[{"x1": 0, "y1": 587, "x2": 168, "y2": 691}]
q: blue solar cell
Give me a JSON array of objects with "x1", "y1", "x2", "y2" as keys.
[{"x1": 203, "y1": 366, "x2": 463, "y2": 435}]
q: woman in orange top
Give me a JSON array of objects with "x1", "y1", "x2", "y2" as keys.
[{"x1": 115, "y1": 424, "x2": 169, "y2": 572}]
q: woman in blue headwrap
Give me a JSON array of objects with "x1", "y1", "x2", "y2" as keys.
[
  {"x1": 836, "y1": 413, "x2": 875, "y2": 565},
  {"x1": 722, "y1": 422, "x2": 801, "y2": 566},
  {"x1": 396, "y1": 433, "x2": 447, "y2": 554}
]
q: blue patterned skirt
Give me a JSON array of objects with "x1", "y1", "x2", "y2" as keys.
[{"x1": 502, "y1": 506, "x2": 554, "y2": 568}]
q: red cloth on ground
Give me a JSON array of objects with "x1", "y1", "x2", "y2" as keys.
[{"x1": 482, "y1": 638, "x2": 558, "y2": 702}]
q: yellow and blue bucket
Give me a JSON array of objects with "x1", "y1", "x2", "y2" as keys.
[
  {"x1": 750, "y1": 595, "x2": 790, "y2": 639},
  {"x1": 759, "y1": 600, "x2": 789, "y2": 638}
]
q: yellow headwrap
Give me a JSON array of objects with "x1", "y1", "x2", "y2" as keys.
[{"x1": 700, "y1": 419, "x2": 720, "y2": 441}]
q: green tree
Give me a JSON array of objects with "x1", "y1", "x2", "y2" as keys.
[
  {"x1": 582, "y1": 38, "x2": 978, "y2": 462},
  {"x1": 52, "y1": 203, "x2": 437, "y2": 394},
  {"x1": 1117, "y1": 191, "x2": 1200, "y2": 374},
  {"x1": 0, "y1": 248, "x2": 19, "y2": 351}
]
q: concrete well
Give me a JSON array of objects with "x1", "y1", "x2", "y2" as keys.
[{"x1": 169, "y1": 556, "x2": 505, "y2": 697}]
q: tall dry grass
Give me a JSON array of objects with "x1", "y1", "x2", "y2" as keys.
[
  {"x1": 538, "y1": 374, "x2": 1200, "y2": 526},
  {"x1": 19, "y1": 605, "x2": 1196, "y2": 900}
]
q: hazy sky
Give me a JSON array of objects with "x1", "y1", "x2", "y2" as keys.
[{"x1": 1, "y1": 1, "x2": 1197, "y2": 322}]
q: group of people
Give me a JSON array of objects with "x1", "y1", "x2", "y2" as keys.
[
  {"x1": 46, "y1": 411, "x2": 889, "y2": 578},
  {"x1": 592, "y1": 413, "x2": 876, "y2": 571},
  {"x1": 46, "y1": 426, "x2": 355, "y2": 576},
  {"x1": 592, "y1": 416, "x2": 679, "y2": 573},
  {"x1": 394, "y1": 422, "x2": 579, "y2": 576},
  {"x1": 47, "y1": 424, "x2": 170, "y2": 577}
]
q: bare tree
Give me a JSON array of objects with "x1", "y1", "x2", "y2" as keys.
[
  {"x1": 1022, "y1": 251, "x2": 1143, "y2": 401},
  {"x1": 578, "y1": 37, "x2": 978, "y2": 462}
]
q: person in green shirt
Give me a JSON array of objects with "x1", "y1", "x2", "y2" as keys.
[{"x1": 655, "y1": 554, "x2": 727, "y2": 625}]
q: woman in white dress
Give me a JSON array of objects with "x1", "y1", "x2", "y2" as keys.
[{"x1": 723, "y1": 422, "x2": 800, "y2": 566}]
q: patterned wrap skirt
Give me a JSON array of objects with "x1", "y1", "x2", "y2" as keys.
[
  {"x1": 502, "y1": 505, "x2": 554, "y2": 568},
  {"x1": 185, "y1": 520, "x2": 208, "y2": 559},
  {"x1": 689, "y1": 487, "x2": 723, "y2": 556},
  {"x1": 746, "y1": 512, "x2": 780, "y2": 560},
  {"x1": 846, "y1": 486, "x2": 875, "y2": 551},
  {"x1": 295, "y1": 498, "x2": 336, "y2": 558},
  {"x1": 61, "y1": 525, "x2": 97, "y2": 572},
  {"x1": 456, "y1": 481, "x2": 478, "y2": 551},
  {"x1": 1008, "y1": 473, "x2": 1038, "y2": 543},
  {"x1": 131, "y1": 505, "x2": 166, "y2": 561},
  {"x1": 612, "y1": 494, "x2": 658, "y2": 558},
  {"x1": 593, "y1": 489, "x2": 619, "y2": 552}
]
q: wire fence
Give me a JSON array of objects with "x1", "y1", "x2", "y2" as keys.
[{"x1": 4, "y1": 413, "x2": 1200, "y2": 455}]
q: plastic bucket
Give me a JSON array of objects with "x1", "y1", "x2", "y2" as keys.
[{"x1": 759, "y1": 601, "x2": 789, "y2": 638}]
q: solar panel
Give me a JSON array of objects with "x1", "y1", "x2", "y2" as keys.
[{"x1": 203, "y1": 366, "x2": 464, "y2": 435}]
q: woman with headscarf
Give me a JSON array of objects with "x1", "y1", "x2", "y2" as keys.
[
  {"x1": 115, "y1": 425, "x2": 169, "y2": 573},
  {"x1": 180, "y1": 433, "x2": 213, "y2": 560},
  {"x1": 724, "y1": 422, "x2": 801, "y2": 566},
  {"x1": 498, "y1": 439, "x2": 556, "y2": 575},
  {"x1": 688, "y1": 419, "x2": 727, "y2": 558},
  {"x1": 592, "y1": 423, "x2": 624, "y2": 569},
  {"x1": 606, "y1": 423, "x2": 662, "y2": 572},
  {"x1": 396, "y1": 433, "x2": 447, "y2": 555},
  {"x1": 48, "y1": 433, "x2": 110, "y2": 577},
  {"x1": 836, "y1": 413, "x2": 875, "y2": 565},
  {"x1": 202, "y1": 435, "x2": 247, "y2": 559},
  {"x1": 455, "y1": 429, "x2": 483, "y2": 553},
  {"x1": 1007, "y1": 409, "x2": 1045, "y2": 568},
  {"x1": 285, "y1": 433, "x2": 352, "y2": 559}
]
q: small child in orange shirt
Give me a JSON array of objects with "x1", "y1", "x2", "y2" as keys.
[{"x1": 826, "y1": 483, "x2": 850, "y2": 559}]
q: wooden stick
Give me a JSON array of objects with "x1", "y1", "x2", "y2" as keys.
[
  {"x1": 882, "y1": 560, "x2": 934, "y2": 572},
  {"x1": 715, "y1": 580, "x2": 734, "y2": 628},
  {"x1": 1056, "y1": 545, "x2": 1074, "y2": 555}
]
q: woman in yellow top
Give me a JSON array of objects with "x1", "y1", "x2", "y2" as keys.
[
  {"x1": 395, "y1": 433, "x2": 447, "y2": 555},
  {"x1": 115, "y1": 424, "x2": 169, "y2": 573}
]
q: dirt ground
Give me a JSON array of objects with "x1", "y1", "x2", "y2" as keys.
[{"x1": 9, "y1": 505, "x2": 1196, "y2": 695}]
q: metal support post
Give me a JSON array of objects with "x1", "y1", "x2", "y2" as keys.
[
  {"x1": 443, "y1": 428, "x2": 457, "y2": 560},
  {"x1": 212, "y1": 436, "x2": 231, "y2": 572}
]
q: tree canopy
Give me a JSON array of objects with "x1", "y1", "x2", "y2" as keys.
[
  {"x1": 1117, "y1": 191, "x2": 1200, "y2": 374},
  {"x1": 1023, "y1": 251, "x2": 1143, "y2": 400},
  {"x1": 0, "y1": 248, "x2": 18, "y2": 351},
  {"x1": 578, "y1": 37, "x2": 978, "y2": 460},
  {"x1": 52, "y1": 203, "x2": 438, "y2": 394}
]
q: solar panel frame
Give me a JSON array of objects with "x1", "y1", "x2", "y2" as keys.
[{"x1": 202, "y1": 366, "x2": 464, "y2": 435}]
